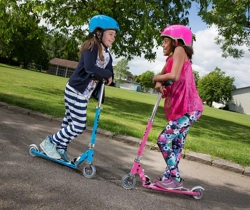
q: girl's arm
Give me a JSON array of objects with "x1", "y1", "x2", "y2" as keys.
[
  {"x1": 82, "y1": 45, "x2": 113, "y2": 79},
  {"x1": 153, "y1": 46, "x2": 187, "y2": 82},
  {"x1": 160, "y1": 62, "x2": 167, "y2": 75}
]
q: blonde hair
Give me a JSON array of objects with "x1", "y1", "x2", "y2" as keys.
[{"x1": 79, "y1": 31, "x2": 104, "y2": 61}]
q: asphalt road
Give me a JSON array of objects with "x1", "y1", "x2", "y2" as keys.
[{"x1": 0, "y1": 106, "x2": 250, "y2": 210}]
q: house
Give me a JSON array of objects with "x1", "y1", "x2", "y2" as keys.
[
  {"x1": 212, "y1": 101, "x2": 225, "y2": 109},
  {"x1": 229, "y1": 86, "x2": 250, "y2": 115},
  {"x1": 115, "y1": 73, "x2": 142, "y2": 92},
  {"x1": 47, "y1": 58, "x2": 78, "y2": 78},
  {"x1": 47, "y1": 59, "x2": 142, "y2": 92}
]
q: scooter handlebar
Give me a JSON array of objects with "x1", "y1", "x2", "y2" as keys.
[
  {"x1": 90, "y1": 73, "x2": 108, "y2": 84},
  {"x1": 162, "y1": 80, "x2": 173, "y2": 86}
]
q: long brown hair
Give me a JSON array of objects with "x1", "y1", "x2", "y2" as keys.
[
  {"x1": 172, "y1": 39, "x2": 194, "y2": 60},
  {"x1": 79, "y1": 30, "x2": 104, "y2": 61}
]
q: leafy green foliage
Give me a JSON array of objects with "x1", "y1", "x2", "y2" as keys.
[
  {"x1": 0, "y1": 0, "x2": 49, "y2": 68},
  {"x1": 113, "y1": 58, "x2": 130, "y2": 83},
  {"x1": 193, "y1": 69, "x2": 200, "y2": 86},
  {"x1": 133, "y1": 75, "x2": 141, "y2": 83},
  {"x1": 198, "y1": 67, "x2": 235, "y2": 106},
  {"x1": 22, "y1": 0, "x2": 192, "y2": 61},
  {"x1": 2, "y1": 0, "x2": 250, "y2": 65},
  {"x1": 139, "y1": 70, "x2": 155, "y2": 88},
  {"x1": 45, "y1": 31, "x2": 80, "y2": 62},
  {"x1": 197, "y1": 0, "x2": 250, "y2": 58}
]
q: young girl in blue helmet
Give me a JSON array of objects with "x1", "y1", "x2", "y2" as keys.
[
  {"x1": 40, "y1": 15, "x2": 120, "y2": 161},
  {"x1": 152, "y1": 25, "x2": 203, "y2": 189}
]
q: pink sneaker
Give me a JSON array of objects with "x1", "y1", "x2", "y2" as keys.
[
  {"x1": 151, "y1": 177, "x2": 162, "y2": 186},
  {"x1": 156, "y1": 178, "x2": 183, "y2": 189},
  {"x1": 152, "y1": 177, "x2": 173, "y2": 186}
]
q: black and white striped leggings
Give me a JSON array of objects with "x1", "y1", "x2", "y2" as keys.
[{"x1": 51, "y1": 83, "x2": 88, "y2": 150}]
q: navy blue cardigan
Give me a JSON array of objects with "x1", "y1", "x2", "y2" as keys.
[{"x1": 68, "y1": 44, "x2": 114, "y2": 102}]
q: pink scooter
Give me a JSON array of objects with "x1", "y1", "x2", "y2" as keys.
[{"x1": 121, "y1": 81, "x2": 204, "y2": 199}]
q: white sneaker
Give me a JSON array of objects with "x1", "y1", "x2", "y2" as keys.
[
  {"x1": 57, "y1": 149, "x2": 71, "y2": 162},
  {"x1": 40, "y1": 136, "x2": 61, "y2": 159}
]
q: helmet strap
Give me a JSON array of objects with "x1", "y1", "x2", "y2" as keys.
[
  {"x1": 95, "y1": 30, "x2": 108, "y2": 52},
  {"x1": 101, "y1": 42, "x2": 108, "y2": 52}
]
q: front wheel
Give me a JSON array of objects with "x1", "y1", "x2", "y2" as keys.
[
  {"x1": 121, "y1": 174, "x2": 136, "y2": 190},
  {"x1": 82, "y1": 164, "x2": 96, "y2": 178},
  {"x1": 191, "y1": 186, "x2": 204, "y2": 199}
]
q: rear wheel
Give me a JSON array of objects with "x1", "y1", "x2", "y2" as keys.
[{"x1": 29, "y1": 144, "x2": 39, "y2": 157}]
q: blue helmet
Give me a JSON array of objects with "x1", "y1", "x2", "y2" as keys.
[{"x1": 89, "y1": 15, "x2": 120, "y2": 33}]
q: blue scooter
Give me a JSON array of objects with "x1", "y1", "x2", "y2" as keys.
[{"x1": 29, "y1": 79, "x2": 106, "y2": 178}]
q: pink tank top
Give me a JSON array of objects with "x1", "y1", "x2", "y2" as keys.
[{"x1": 163, "y1": 56, "x2": 203, "y2": 121}]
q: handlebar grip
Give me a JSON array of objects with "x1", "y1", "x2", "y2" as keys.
[
  {"x1": 162, "y1": 80, "x2": 173, "y2": 86},
  {"x1": 90, "y1": 73, "x2": 108, "y2": 84},
  {"x1": 103, "y1": 79, "x2": 108, "y2": 84}
]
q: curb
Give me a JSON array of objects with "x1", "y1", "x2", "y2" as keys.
[{"x1": 1, "y1": 101, "x2": 249, "y2": 177}]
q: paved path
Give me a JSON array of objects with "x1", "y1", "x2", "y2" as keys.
[{"x1": 0, "y1": 104, "x2": 250, "y2": 210}]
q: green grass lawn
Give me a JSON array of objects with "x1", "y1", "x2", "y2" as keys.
[{"x1": 1, "y1": 63, "x2": 250, "y2": 166}]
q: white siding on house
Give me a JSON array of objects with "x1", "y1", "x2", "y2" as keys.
[
  {"x1": 119, "y1": 83, "x2": 141, "y2": 91},
  {"x1": 229, "y1": 86, "x2": 250, "y2": 115}
]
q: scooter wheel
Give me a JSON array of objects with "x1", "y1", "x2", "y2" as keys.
[
  {"x1": 82, "y1": 164, "x2": 96, "y2": 178},
  {"x1": 121, "y1": 174, "x2": 136, "y2": 190},
  {"x1": 29, "y1": 144, "x2": 39, "y2": 157},
  {"x1": 191, "y1": 186, "x2": 204, "y2": 199}
]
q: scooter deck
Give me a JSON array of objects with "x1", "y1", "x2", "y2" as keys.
[{"x1": 30, "y1": 148, "x2": 77, "y2": 169}]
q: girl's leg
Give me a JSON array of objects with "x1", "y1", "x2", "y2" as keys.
[
  {"x1": 157, "y1": 119, "x2": 190, "y2": 181},
  {"x1": 51, "y1": 85, "x2": 88, "y2": 150},
  {"x1": 157, "y1": 111, "x2": 202, "y2": 181},
  {"x1": 169, "y1": 126, "x2": 190, "y2": 181},
  {"x1": 60, "y1": 107, "x2": 71, "y2": 129},
  {"x1": 40, "y1": 85, "x2": 88, "y2": 160}
]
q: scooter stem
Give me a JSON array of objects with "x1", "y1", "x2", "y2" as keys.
[{"x1": 136, "y1": 93, "x2": 162, "y2": 157}]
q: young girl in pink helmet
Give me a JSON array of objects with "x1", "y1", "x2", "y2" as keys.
[{"x1": 152, "y1": 25, "x2": 203, "y2": 189}]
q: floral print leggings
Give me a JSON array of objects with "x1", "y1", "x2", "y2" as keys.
[{"x1": 157, "y1": 110, "x2": 202, "y2": 180}]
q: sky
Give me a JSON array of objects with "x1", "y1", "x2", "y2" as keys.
[{"x1": 113, "y1": 3, "x2": 250, "y2": 89}]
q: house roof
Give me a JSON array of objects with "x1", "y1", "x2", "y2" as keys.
[
  {"x1": 49, "y1": 58, "x2": 78, "y2": 69},
  {"x1": 237, "y1": 86, "x2": 250, "y2": 90}
]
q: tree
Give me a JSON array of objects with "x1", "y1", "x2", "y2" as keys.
[
  {"x1": 0, "y1": 0, "x2": 49, "y2": 68},
  {"x1": 197, "y1": 0, "x2": 250, "y2": 58},
  {"x1": 198, "y1": 67, "x2": 236, "y2": 107},
  {"x1": 193, "y1": 69, "x2": 200, "y2": 87},
  {"x1": 45, "y1": 31, "x2": 80, "y2": 62},
  {"x1": 113, "y1": 58, "x2": 130, "y2": 83},
  {"x1": 133, "y1": 75, "x2": 141, "y2": 84},
  {"x1": 139, "y1": 70, "x2": 155, "y2": 89},
  {"x1": 22, "y1": 0, "x2": 192, "y2": 61}
]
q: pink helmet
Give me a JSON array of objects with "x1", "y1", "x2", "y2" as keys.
[{"x1": 161, "y1": 25, "x2": 193, "y2": 46}]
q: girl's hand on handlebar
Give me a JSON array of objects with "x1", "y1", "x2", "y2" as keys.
[
  {"x1": 106, "y1": 77, "x2": 112, "y2": 86},
  {"x1": 155, "y1": 81, "x2": 164, "y2": 93}
]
